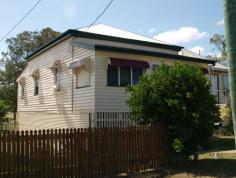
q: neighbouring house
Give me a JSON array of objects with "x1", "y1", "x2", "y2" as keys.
[
  {"x1": 179, "y1": 49, "x2": 229, "y2": 105},
  {"x1": 17, "y1": 24, "x2": 215, "y2": 130},
  {"x1": 209, "y1": 63, "x2": 229, "y2": 105}
]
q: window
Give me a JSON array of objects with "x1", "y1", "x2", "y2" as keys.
[
  {"x1": 223, "y1": 75, "x2": 229, "y2": 89},
  {"x1": 120, "y1": 67, "x2": 131, "y2": 86},
  {"x1": 107, "y1": 65, "x2": 142, "y2": 86},
  {"x1": 76, "y1": 67, "x2": 90, "y2": 88},
  {"x1": 53, "y1": 66, "x2": 60, "y2": 85},
  {"x1": 107, "y1": 65, "x2": 118, "y2": 86},
  {"x1": 21, "y1": 85, "x2": 25, "y2": 99},
  {"x1": 34, "y1": 75, "x2": 39, "y2": 96},
  {"x1": 132, "y1": 68, "x2": 142, "y2": 85}
]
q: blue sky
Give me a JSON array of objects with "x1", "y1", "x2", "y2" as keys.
[{"x1": 0, "y1": 0, "x2": 224, "y2": 58}]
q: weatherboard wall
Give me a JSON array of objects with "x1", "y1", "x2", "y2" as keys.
[{"x1": 17, "y1": 37, "x2": 95, "y2": 130}]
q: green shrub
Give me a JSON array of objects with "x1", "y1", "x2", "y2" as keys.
[
  {"x1": 0, "y1": 100, "x2": 9, "y2": 122},
  {"x1": 218, "y1": 105, "x2": 234, "y2": 136},
  {"x1": 127, "y1": 63, "x2": 219, "y2": 158}
]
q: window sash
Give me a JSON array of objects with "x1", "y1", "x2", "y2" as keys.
[
  {"x1": 107, "y1": 65, "x2": 142, "y2": 86},
  {"x1": 53, "y1": 67, "x2": 60, "y2": 85},
  {"x1": 132, "y1": 68, "x2": 142, "y2": 85},
  {"x1": 34, "y1": 77, "x2": 39, "y2": 95},
  {"x1": 120, "y1": 67, "x2": 131, "y2": 86},
  {"x1": 76, "y1": 68, "x2": 90, "y2": 88},
  {"x1": 54, "y1": 73, "x2": 60, "y2": 85},
  {"x1": 21, "y1": 85, "x2": 25, "y2": 99},
  {"x1": 107, "y1": 65, "x2": 119, "y2": 86}
]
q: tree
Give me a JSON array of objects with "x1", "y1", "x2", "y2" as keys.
[
  {"x1": 209, "y1": 34, "x2": 227, "y2": 62},
  {"x1": 0, "y1": 28, "x2": 60, "y2": 119},
  {"x1": 0, "y1": 100, "x2": 9, "y2": 122},
  {"x1": 127, "y1": 63, "x2": 219, "y2": 158}
]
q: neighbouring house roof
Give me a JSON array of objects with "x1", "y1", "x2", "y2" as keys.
[
  {"x1": 25, "y1": 24, "x2": 215, "y2": 65},
  {"x1": 211, "y1": 63, "x2": 228, "y2": 72},
  {"x1": 179, "y1": 49, "x2": 207, "y2": 59}
]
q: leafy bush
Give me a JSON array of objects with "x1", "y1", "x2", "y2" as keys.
[
  {"x1": 127, "y1": 63, "x2": 219, "y2": 158},
  {"x1": 218, "y1": 105, "x2": 234, "y2": 136},
  {"x1": 0, "y1": 100, "x2": 9, "y2": 122}
]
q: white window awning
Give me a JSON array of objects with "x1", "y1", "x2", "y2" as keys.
[
  {"x1": 68, "y1": 58, "x2": 89, "y2": 70},
  {"x1": 30, "y1": 69, "x2": 39, "y2": 77},
  {"x1": 16, "y1": 76, "x2": 25, "y2": 84},
  {"x1": 48, "y1": 60, "x2": 61, "y2": 69}
]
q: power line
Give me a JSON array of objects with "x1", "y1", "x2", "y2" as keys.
[
  {"x1": 89, "y1": 0, "x2": 114, "y2": 27},
  {"x1": 0, "y1": 0, "x2": 42, "y2": 43}
]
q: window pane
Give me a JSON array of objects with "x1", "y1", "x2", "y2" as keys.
[
  {"x1": 120, "y1": 67, "x2": 131, "y2": 86},
  {"x1": 76, "y1": 68, "x2": 90, "y2": 88},
  {"x1": 34, "y1": 77, "x2": 39, "y2": 95},
  {"x1": 35, "y1": 85, "x2": 39, "y2": 95},
  {"x1": 223, "y1": 75, "x2": 229, "y2": 89},
  {"x1": 132, "y1": 68, "x2": 142, "y2": 85},
  {"x1": 54, "y1": 67, "x2": 58, "y2": 84},
  {"x1": 21, "y1": 85, "x2": 25, "y2": 98},
  {"x1": 107, "y1": 65, "x2": 118, "y2": 86}
]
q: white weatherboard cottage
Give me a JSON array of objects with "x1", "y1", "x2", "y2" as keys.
[{"x1": 17, "y1": 24, "x2": 216, "y2": 130}]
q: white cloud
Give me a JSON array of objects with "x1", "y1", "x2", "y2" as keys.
[
  {"x1": 216, "y1": 19, "x2": 224, "y2": 26},
  {"x1": 147, "y1": 27, "x2": 156, "y2": 34},
  {"x1": 153, "y1": 27, "x2": 208, "y2": 44},
  {"x1": 189, "y1": 46, "x2": 204, "y2": 55},
  {"x1": 62, "y1": 1, "x2": 78, "y2": 19}
]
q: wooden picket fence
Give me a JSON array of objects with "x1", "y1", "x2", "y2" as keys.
[{"x1": 0, "y1": 125, "x2": 167, "y2": 178}]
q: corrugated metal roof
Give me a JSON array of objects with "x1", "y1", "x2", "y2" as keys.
[{"x1": 78, "y1": 24, "x2": 170, "y2": 45}]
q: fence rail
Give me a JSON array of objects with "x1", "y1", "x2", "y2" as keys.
[
  {"x1": 0, "y1": 125, "x2": 167, "y2": 178},
  {"x1": 89, "y1": 112, "x2": 135, "y2": 128}
]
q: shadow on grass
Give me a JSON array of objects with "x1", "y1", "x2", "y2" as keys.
[
  {"x1": 209, "y1": 137, "x2": 235, "y2": 151},
  {"x1": 164, "y1": 159, "x2": 236, "y2": 178},
  {"x1": 114, "y1": 159, "x2": 236, "y2": 178}
]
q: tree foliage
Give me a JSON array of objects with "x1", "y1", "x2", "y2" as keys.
[
  {"x1": 0, "y1": 100, "x2": 9, "y2": 122},
  {"x1": 0, "y1": 27, "x2": 60, "y2": 119},
  {"x1": 209, "y1": 34, "x2": 227, "y2": 62},
  {"x1": 127, "y1": 63, "x2": 219, "y2": 157}
]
